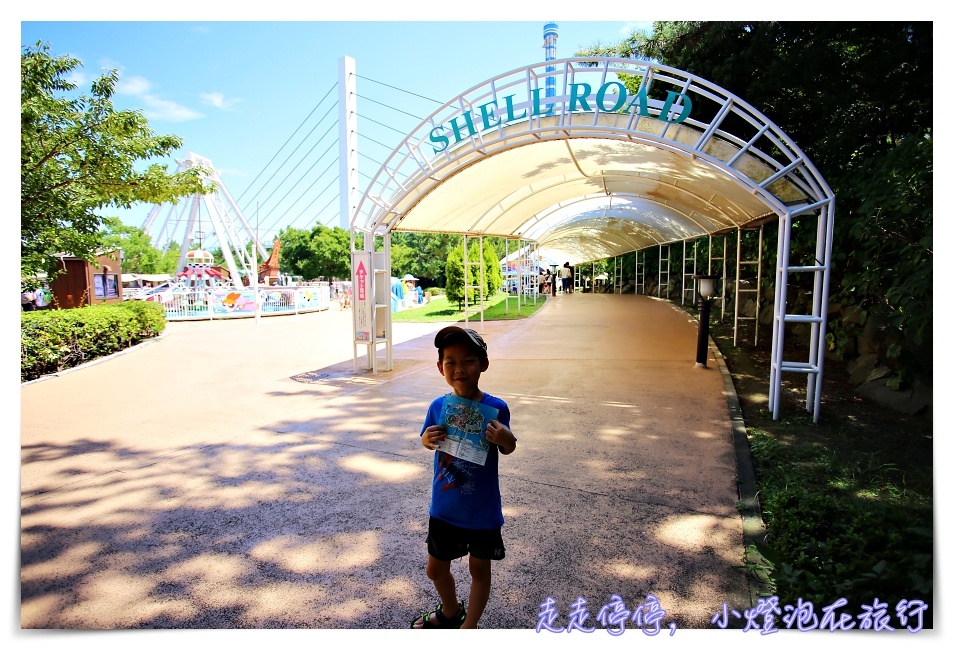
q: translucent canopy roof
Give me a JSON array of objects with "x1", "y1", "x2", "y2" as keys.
[
  {"x1": 353, "y1": 58, "x2": 829, "y2": 266},
  {"x1": 348, "y1": 57, "x2": 836, "y2": 422}
]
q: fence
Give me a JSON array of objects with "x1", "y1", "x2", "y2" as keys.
[{"x1": 146, "y1": 283, "x2": 331, "y2": 321}]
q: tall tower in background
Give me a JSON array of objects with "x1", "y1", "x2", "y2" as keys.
[{"x1": 543, "y1": 22, "x2": 559, "y2": 99}]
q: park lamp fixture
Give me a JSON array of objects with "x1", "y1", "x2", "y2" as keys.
[
  {"x1": 697, "y1": 275, "x2": 718, "y2": 300},
  {"x1": 694, "y1": 274, "x2": 719, "y2": 368}
]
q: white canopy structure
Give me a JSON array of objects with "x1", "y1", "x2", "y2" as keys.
[{"x1": 345, "y1": 57, "x2": 835, "y2": 422}]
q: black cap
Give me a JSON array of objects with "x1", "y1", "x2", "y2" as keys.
[{"x1": 434, "y1": 326, "x2": 488, "y2": 358}]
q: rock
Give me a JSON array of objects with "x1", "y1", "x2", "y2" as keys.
[
  {"x1": 846, "y1": 353, "x2": 878, "y2": 385},
  {"x1": 857, "y1": 378, "x2": 932, "y2": 416},
  {"x1": 866, "y1": 366, "x2": 893, "y2": 383}
]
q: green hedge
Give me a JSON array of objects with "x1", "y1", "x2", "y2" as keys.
[{"x1": 21, "y1": 301, "x2": 166, "y2": 382}]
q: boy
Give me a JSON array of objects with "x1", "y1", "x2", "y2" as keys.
[{"x1": 412, "y1": 326, "x2": 517, "y2": 629}]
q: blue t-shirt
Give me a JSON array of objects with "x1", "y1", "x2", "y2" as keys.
[{"x1": 421, "y1": 392, "x2": 511, "y2": 530}]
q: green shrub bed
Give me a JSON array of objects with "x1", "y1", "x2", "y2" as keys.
[{"x1": 21, "y1": 301, "x2": 166, "y2": 382}]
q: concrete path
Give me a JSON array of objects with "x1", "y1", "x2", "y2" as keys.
[{"x1": 20, "y1": 294, "x2": 750, "y2": 630}]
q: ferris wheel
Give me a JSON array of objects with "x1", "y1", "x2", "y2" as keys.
[{"x1": 141, "y1": 152, "x2": 268, "y2": 289}]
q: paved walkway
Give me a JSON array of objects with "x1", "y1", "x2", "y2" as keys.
[{"x1": 20, "y1": 294, "x2": 751, "y2": 629}]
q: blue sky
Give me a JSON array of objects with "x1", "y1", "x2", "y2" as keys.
[
  {"x1": 19, "y1": 18, "x2": 652, "y2": 243},
  {"x1": 16, "y1": 4, "x2": 940, "y2": 247}
]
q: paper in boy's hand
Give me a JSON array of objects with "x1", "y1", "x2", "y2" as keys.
[{"x1": 435, "y1": 393, "x2": 499, "y2": 466}]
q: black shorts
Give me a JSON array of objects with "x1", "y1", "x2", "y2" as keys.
[{"x1": 426, "y1": 516, "x2": 505, "y2": 561}]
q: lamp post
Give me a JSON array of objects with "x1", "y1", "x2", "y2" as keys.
[{"x1": 694, "y1": 274, "x2": 718, "y2": 367}]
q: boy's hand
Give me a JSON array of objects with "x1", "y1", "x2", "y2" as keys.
[
  {"x1": 422, "y1": 425, "x2": 447, "y2": 450},
  {"x1": 486, "y1": 419, "x2": 517, "y2": 455}
]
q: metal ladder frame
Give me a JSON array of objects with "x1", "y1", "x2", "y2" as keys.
[
  {"x1": 733, "y1": 225, "x2": 764, "y2": 346},
  {"x1": 657, "y1": 244, "x2": 671, "y2": 299},
  {"x1": 708, "y1": 235, "x2": 728, "y2": 320},
  {"x1": 462, "y1": 234, "x2": 485, "y2": 331},
  {"x1": 769, "y1": 200, "x2": 835, "y2": 422},
  {"x1": 682, "y1": 239, "x2": 698, "y2": 305}
]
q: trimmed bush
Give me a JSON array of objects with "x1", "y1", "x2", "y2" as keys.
[{"x1": 21, "y1": 301, "x2": 166, "y2": 382}]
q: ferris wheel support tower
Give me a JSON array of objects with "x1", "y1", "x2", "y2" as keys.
[{"x1": 141, "y1": 152, "x2": 268, "y2": 288}]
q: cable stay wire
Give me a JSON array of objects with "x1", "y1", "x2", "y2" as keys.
[
  {"x1": 233, "y1": 83, "x2": 336, "y2": 206},
  {"x1": 357, "y1": 113, "x2": 412, "y2": 136},
  {"x1": 357, "y1": 150, "x2": 387, "y2": 167},
  {"x1": 320, "y1": 209, "x2": 340, "y2": 228},
  {"x1": 286, "y1": 173, "x2": 340, "y2": 231},
  {"x1": 238, "y1": 99, "x2": 338, "y2": 215},
  {"x1": 360, "y1": 133, "x2": 402, "y2": 153},
  {"x1": 356, "y1": 74, "x2": 446, "y2": 106},
  {"x1": 242, "y1": 77, "x2": 442, "y2": 240},
  {"x1": 355, "y1": 94, "x2": 426, "y2": 121},
  {"x1": 264, "y1": 145, "x2": 339, "y2": 230},
  {"x1": 252, "y1": 120, "x2": 339, "y2": 235},
  {"x1": 311, "y1": 190, "x2": 343, "y2": 229}
]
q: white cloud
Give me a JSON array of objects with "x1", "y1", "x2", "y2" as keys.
[
  {"x1": 114, "y1": 73, "x2": 203, "y2": 122},
  {"x1": 65, "y1": 70, "x2": 87, "y2": 87},
  {"x1": 98, "y1": 57, "x2": 124, "y2": 72},
  {"x1": 116, "y1": 75, "x2": 152, "y2": 95},
  {"x1": 139, "y1": 95, "x2": 204, "y2": 122},
  {"x1": 200, "y1": 92, "x2": 241, "y2": 111}
]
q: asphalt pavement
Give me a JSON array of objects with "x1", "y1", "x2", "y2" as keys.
[{"x1": 20, "y1": 293, "x2": 753, "y2": 630}]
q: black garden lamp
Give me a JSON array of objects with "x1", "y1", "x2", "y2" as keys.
[{"x1": 694, "y1": 274, "x2": 719, "y2": 367}]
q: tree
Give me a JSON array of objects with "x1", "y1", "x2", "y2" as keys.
[
  {"x1": 578, "y1": 22, "x2": 933, "y2": 378},
  {"x1": 98, "y1": 217, "x2": 163, "y2": 273},
  {"x1": 444, "y1": 244, "x2": 466, "y2": 309},
  {"x1": 21, "y1": 42, "x2": 210, "y2": 280},
  {"x1": 278, "y1": 223, "x2": 351, "y2": 280},
  {"x1": 390, "y1": 232, "x2": 460, "y2": 288},
  {"x1": 482, "y1": 239, "x2": 503, "y2": 295}
]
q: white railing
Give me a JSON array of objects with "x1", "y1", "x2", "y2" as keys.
[{"x1": 143, "y1": 283, "x2": 331, "y2": 321}]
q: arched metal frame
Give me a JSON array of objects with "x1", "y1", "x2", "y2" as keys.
[{"x1": 348, "y1": 57, "x2": 835, "y2": 422}]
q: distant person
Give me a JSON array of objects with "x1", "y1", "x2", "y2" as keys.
[
  {"x1": 560, "y1": 262, "x2": 571, "y2": 294},
  {"x1": 34, "y1": 285, "x2": 51, "y2": 310},
  {"x1": 21, "y1": 286, "x2": 36, "y2": 312},
  {"x1": 538, "y1": 269, "x2": 546, "y2": 295},
  {"x1": 412, "y1": 326, "x2": 517, "y2": 629}
]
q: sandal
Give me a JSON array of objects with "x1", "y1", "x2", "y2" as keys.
[{"x1": 410, "y1": 601, "x2": 466, "y2": 628}]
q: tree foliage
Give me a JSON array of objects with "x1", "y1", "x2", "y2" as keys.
[
  {"x1": 578, "y1": 22, "x2": 933, "y2": 377},
  {"x1": 277, "y1": 223, "x2": 351, "y2": 280},
  {"x1": 98, "y1": 217, "x2": 166, "y2": 273},
  {"x1": 444, "y1": 244, "x2": 466, "y2": 308},
  {"x1": 21, "y1": 42, "x2": 210, "y2": 279},
  {"x1": 482, "y1": 239, "x2": 503, "y2": 295},
  {"x1": 390, "y1": 232, "x2": 462, "y2": 288}
]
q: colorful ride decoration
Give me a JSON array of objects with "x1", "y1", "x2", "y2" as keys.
[
  {"x1": 176, "y1": 249, "x2": 226, "y2": 290},
  {"x1": 258, "y1": 237, "x2": 282, "y2": 285}
]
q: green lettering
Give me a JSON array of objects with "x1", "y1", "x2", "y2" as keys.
[
  {"x1": 448, "y1": 112, "x2": 478, "y2": 143},
  {"x1": 478, "y1": 101, "x2": 501, "y2": 130},
  {"x1": 503, "y1": 94, "x2": 527, "y2": 121},
  {"x1": 660, "y1": 90, "x2": 692, "y2": 124},
  {"x1": 596, "y1": 82, "x2": 627, "y2": 112},
  {"x1": 568, "y1": 82, "x2": 592, "y2": 112},
  {"x1": 625, "y1": 87, "x2": 651, "y2": 117},
  {"x1": 429, "y1": 126, "x2": 449, "y2": 154},
  {"x1": 531, "y1": 88, "x2": 555, "y2": 116}
]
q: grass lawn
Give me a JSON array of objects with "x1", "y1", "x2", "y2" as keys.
[
  {"x1": 391, "y1": 291, "x2": 548, "y2": 323},
  {"x1": 702, "y1": 310, "x2": 934, "y2": 628}
]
